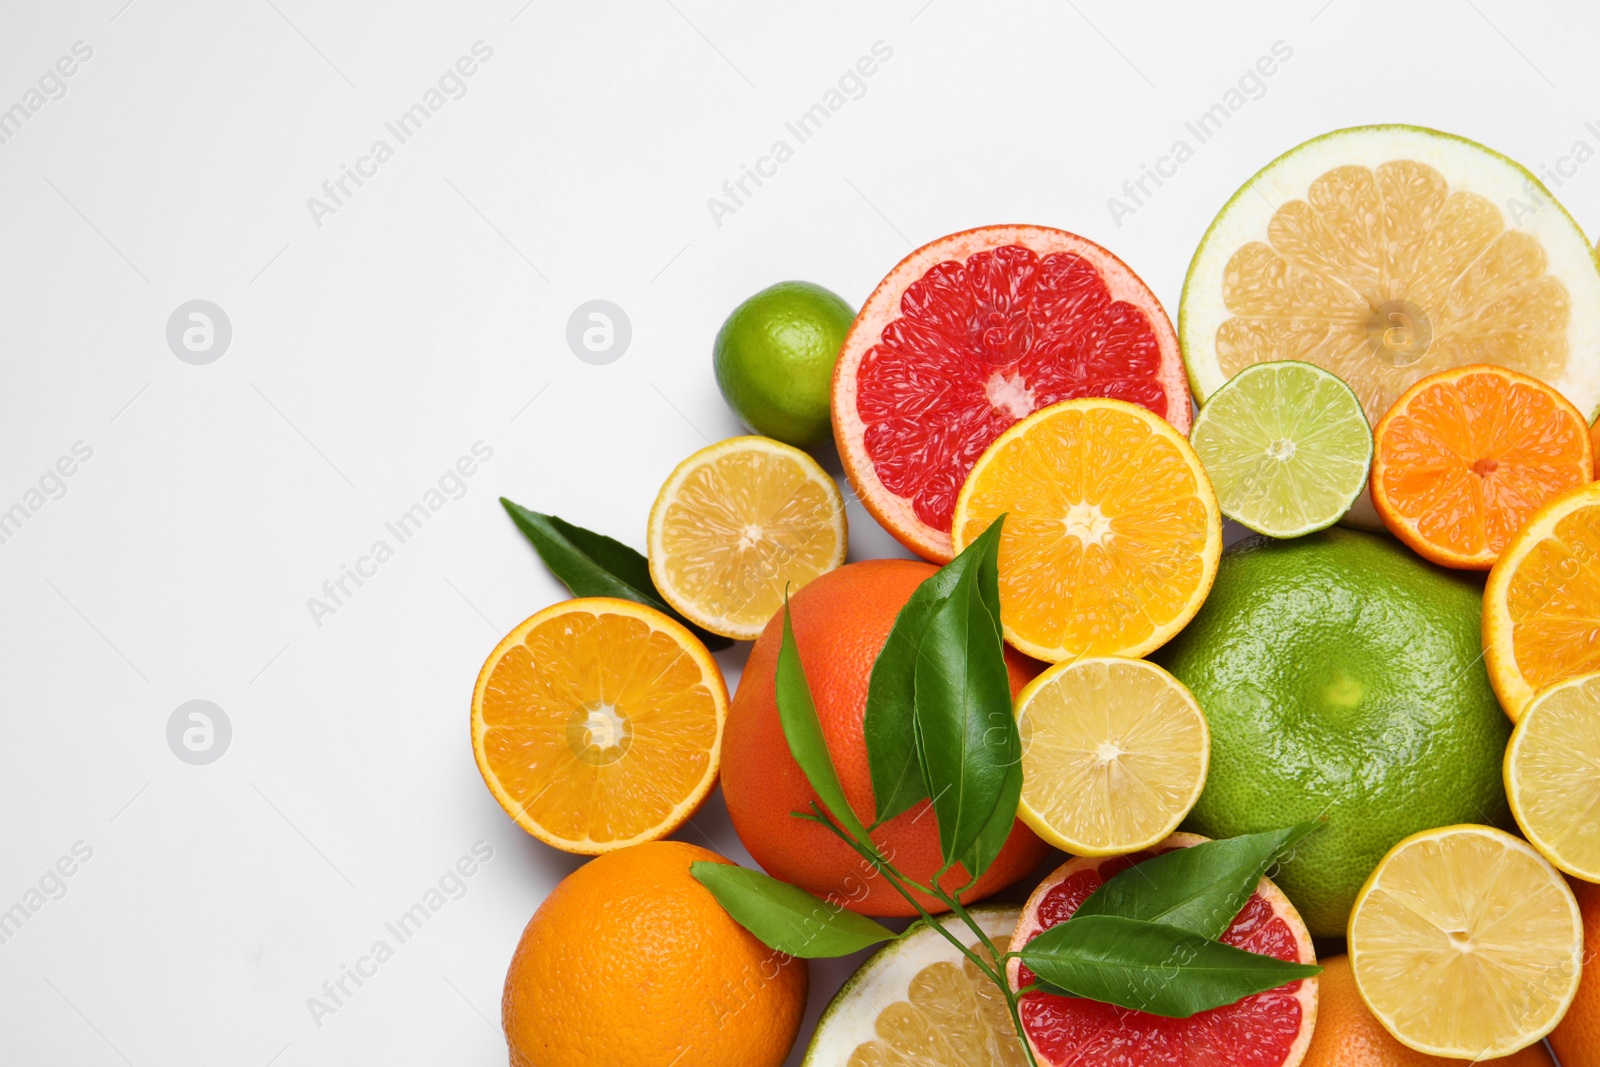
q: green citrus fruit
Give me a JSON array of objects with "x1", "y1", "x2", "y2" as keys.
[
  {"x1": 713, "y1": 281, "x2": 855, "y2": 448},
  {"x1": 1155, "y1": 527, "x2": 1511, "y2": 937}
]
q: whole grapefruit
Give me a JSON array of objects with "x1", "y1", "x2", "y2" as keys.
[
  {"x1": 721, "y1": 559, "x2": 1051, "y2": 916},
  {"x1": 1156, "y1": 529, "x2": 1510, "y2": 937}
]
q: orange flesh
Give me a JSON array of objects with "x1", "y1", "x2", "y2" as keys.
[
  {"x1": 1376, "y1": 368, "x2": 1590, "y2": 564},
  {"x1": 478, "y1": 607, "x2": 721, "y2": 848},
  {"x1": 955, "y1": 402, "x2": 1217, "y2": 660},
  {"x1": 1219, "y1": 162, "x2": 1570, "y2": 425},
  {"x1": 1505, "y1": 501, "x2": 1600, "y2": 693}
]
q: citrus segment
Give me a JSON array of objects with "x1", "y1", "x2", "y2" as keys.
[
  {"x1": 804, "y1": 907, "x2": 1026, "y2": 1067},
  {"x1": 1372, "y1": 364, "x2": 1592, "y2": 568},
  {"x1": 1015, "y1": 657, "x2": 1209, "y2": 855},
  {"x1": 952, "y1": 397, "x2": 1222, "y2": 661},
  {"x1": 648, "y1": 436, "x2": 846, "y2": 640},
  {"x1": 1190, "y1": 361, "x2": 1372, "y2": 537},
  {"x1": 1485, "y1": 480, "x2": 1600, "y2": 717},
  {"x1": 1505, "y1": 672, "x2": 1600, "y2": 880},
  {"x1": 471, "y1": 598, "x2": 727, "y2": 854},
  {"x1": 1007, "y1": 835, "x2": 1318, "y2": 1067},
  {"x1": 1181, "y1": 125, "x2": 1600, "y2": 440},
  {"x1": 835, "y1": 225, "x2": 1189, "y2": 562},
  {"x1": 1347, "y1": 825, "x2": 1582, "y2": 1059}
]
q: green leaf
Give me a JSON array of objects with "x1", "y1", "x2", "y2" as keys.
[
  {"x1": 499, "y1": 497, "x2": 731, "y2": 650},
  {"x1": 956, "y1": 521, "x2": 1022, "y2": 882},
  {"x1": 1019, "y1": 915, "x2": 1320, "y2": 1018},
  {"x1": 862, "y1": 555, "x2": 965, "y2": 825},
  {"x1": 1074, "y1": 821, "x2": 1325, "y2": 940},
  {"x1": 690, "y1": 861, "x2": 896, "y2": 958},
  {"x1": 775, "y1": 600, "x2": 869, "y2": 841},
  {"x1": 912, "y1": 517, "x2": 1017, "y2": 874}
]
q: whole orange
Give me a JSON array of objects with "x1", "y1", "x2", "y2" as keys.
[
  {"x1": 1304, "y1": 954, "x2": 1554, "y2": 1066},
  {"x1": 721, "y1": 558, "x2": 1051, "y2": 916},
  {"x1": 502, "y1": 841, "x2": 806, "y2": 1067},
  {"x1": 1551, "y1": 877, "x2": 1600, "y2": 1066}
]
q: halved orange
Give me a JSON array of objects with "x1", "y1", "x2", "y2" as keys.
[
  {"x1": 1485, "y1": 481, "x2": 1600, "y2": 719},
  {"x1": 951, "y1": 398, "x2": 1222, "y2": 661},
  {"x1": 1372, "y1": 365, "x2": 1591, "y2": 569},
  {"x1": 471, "y1": 597, "x2": 728, "y2": 854}
]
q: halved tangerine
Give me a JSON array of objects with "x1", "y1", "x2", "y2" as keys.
[
  {"x1": 833, "y1": 225, "x2": 1190, "y2": 562},
  {"x1": 1006, "y1": 834, "x2": 1319, "y2": 1067},
  {"x1": 1371, "y1": 364, "x2": 1592, "y2": 569},
  {"x1": 471, "y1": 597, "x2": 727, "y2": 854}
]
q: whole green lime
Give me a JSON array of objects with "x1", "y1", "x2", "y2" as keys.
[
  {"x1": 1156, "y1": 528, "x2": 1511, "y2": 938},
  {"x1": 713, "y1": 281, "x2": 855, "y2": 448}
]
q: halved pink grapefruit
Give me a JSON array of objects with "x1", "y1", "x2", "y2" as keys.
[
  {"x1": 1006, "y1": 833, "x2": 1319, "y2": 1067},
  {"x1": 833, "y1": 225, "x2": 1190, "y2": 562}
]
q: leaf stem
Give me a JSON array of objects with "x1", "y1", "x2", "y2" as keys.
[{"x1": 800, "y1": 804, "x2": 1041, "y2": 1067}]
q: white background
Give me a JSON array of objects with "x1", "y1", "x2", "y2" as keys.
[{"x1": 0, "y1": 1, "x2": 1595, "y2": 1064}]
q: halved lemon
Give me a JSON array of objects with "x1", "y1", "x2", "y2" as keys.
[
  {"x1": 952, "y1": 397, "x2": 1222, "y2": 661},
  {"x1": 1181, "y1": 125, "x2": 1600, "y2": 529},
  {"x1": 1348, "y1": 824, "x2": 1582, "y2": 1059},
  {"x1": 1484, "y1": 480, "x2": 1600, "y2": 718},
  {"x1": 804, "y1": 906, "x2": 1026, "y2": 1067},
  {"x1": 1015, "y1": 656, "x2": 1209, "y2": 856},
  {"x1": 471, "y1": 597, "x2": 727, "y2": 854},
  {"x1": 648, "y1": 436, "x2": 846, "y2": 641},
  {"x1": 1505, "y1": 672, "x2": 1600, "y2": 881}
]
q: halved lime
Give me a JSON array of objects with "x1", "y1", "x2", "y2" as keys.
[{"x1": 1190, "y1": 360, "x2": 1372, "y2": 537}]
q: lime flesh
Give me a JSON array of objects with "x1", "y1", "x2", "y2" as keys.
[{"x1": 1190, "y1": 360, "x2": 1372, "y2": 537}]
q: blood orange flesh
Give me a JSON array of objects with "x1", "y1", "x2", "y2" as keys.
[
  {"x1": 834, "y1": 225, "x2": 1190, "y2": 562},
  {"x1": 1007, "y1": 834, "x2": 1318, "y2": 1067}
]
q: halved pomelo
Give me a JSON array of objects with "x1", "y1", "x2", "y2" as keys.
[
  {"x1": 1006, "y1": 833, "x2": 1318, "y2": 1067},
  {"x1": 1181, "y1": 125, "x2": 1600, "y2": 524},
  {"x1": 835, "y1": 225, "x2": 1190, "y2": 562},
  {"x1": 804, "y1": 906, "x2": 1026, "y2": 1066}
]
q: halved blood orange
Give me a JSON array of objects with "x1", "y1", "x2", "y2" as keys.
[
  {"x1": 1006, "y1": 833, "x2": 1318, "y2": 1067},
  {"x1": 1371, "y1": 364, "x2": 1593, "y2": 569},
  {"x1": 834, "y1": 225, "x2": 1190, "y2": 562}
]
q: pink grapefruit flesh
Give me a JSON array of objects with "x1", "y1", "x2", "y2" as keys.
[
  {"x1": 833, "y1": 225, "x2": 1190, "y2": 562},
  {"x1": 1007, "y1": 833, "x2": 1318, "y2": 1067}
]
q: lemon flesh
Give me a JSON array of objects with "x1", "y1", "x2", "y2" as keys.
[
  {"x1": 648, "y1": 436, "x2": 846, "y2": 640},
  {"x1": 1016, "y1": 657, "x2": 1209, "y2": 855},
  {"x1": 1348, "y1": 824, "x2": 1582, "y2": 1059},
  {"x1": 1506, "y1": 672, "x2": 1600, "y2": 880}
]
